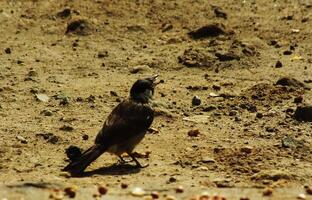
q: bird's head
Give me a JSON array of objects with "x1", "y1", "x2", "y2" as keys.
[{"x1": 130, "y1": 75, "x2": 159, "y2": 103}]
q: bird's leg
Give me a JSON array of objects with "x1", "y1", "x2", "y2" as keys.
[{"x1": 128, "y1": 153, "x2": 149, "y2": 168}]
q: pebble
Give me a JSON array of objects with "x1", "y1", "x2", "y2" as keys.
[
  {"x1": 57, "y1": 8, "x2": 71, "y2": 18},
  {"x1": 201, "y1": 157, "x2": 216, "y2": 163},
  {"x1": 165, "y1": 195, "x2": 176, "y2": 200},
  {"x1": 41, "y1": 109, "x2": 53, "y2": 116},
  {"x1": 256, "y1": 112, "x2": 263, "y2": 118},
  {"x1": 64, "y1": 186, "x2": 76, "y2": 198},
  {"x1": 129, "y1": 65, "x2": 151, "y2": 74},
  {"x1": 229, "y1": 110, "x2": 237, "y2": 116},
  {"x1": 98, "y1": 185, "x2": 108, "y2": 195},
  {"x1": 240, "y1": 146, "x2": 253, "y2": 154},
  {"x1": 294, "y1": 96, "x2": 303, "y2": 104},
  {"x1": 305, "y1": 186, "x2": 312, "y2": 195},
  {"x1": 252, "y1": 169, "x2": 291, "y2": 181},
  {"x1": 297, "y1": 193, "x2": 306, "y2": 199},
  {"x1": 16, "y1": 135, "x2": 28, "y2": 144},
  {"x1": 151, "y1": 191, "x2": 159, "y2": 199},
  {"x1": 188, "y1": 23, "x2": 227, "y2": 39},
  {"x1": 192, "y1": 96, "x2": 201, "y2": 106},
  {"x1": 82, "y1": 134, "x2": 89, "y2": 140},
  {"x1": 175, "y1": 186, "x2": 184, "y2": 193},
  {"x1": 187, "y1": 129, "x2": 200, "y2": 137},
  {"x1": 262, "y1": 187, "x2": 273, "y2": 196},
  {"x1": 60, "y1": 125, "x2": 74, "y2": 132},
  {"x1": 35, "y1": 93, "x2": 50, "y2": 102},
  {"x1": 282, "y1": 136, "x2": 296, "y2": 148},
  {"x1": 198, "y1": 166, "x2": 209, "y2": 171},
  {"x1": 49, "y1": 189, "x2": 64, "y2": 200},
  {"x1": 4, "y1": 47, "x2": 11, "y2": 54},
  {"x1": 275, "y1": 60, "x2": 283, "y2": 68},
  {"x1": 120, "y1": 183, "x2": 128, "y2": 189},
  {"x1": 131, "y1": 187, "x2": 145, "y2": 197}
]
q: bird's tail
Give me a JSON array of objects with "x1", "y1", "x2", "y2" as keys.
[{"x1": 63, "y1": 144, "x2": 106, "y2": 176}]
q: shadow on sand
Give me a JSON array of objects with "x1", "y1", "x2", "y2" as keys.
[{"x1": 75, "y1": 163, "x2": 141, "y2": 177}]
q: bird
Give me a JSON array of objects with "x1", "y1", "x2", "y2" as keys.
[{"x1": 63, "y1": 75, "x2": 159, "y2": 176}]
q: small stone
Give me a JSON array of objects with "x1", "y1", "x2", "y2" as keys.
[
  {"x1": 66, "y1": 19, "x2": 90, "y2": 35},
  {"x1": 202, "y1": 105, "x2": 217, "y2": 112},
  {"x1": 41, "y1": 109, "x2": 53, "y2": 116},
  {"x1": 64, "y1": 186, "x2": 76, "y2": 198},
  {"x1": 229, "y1": 110, "x2": 237, "y2": 116},
  {"x1": 98, "y1": 51, "x2": 108, "y2": 58},
  {"x1": 98, "y1": 185, "x2": 108, "y2": 195},
  {"x1": 240, "y1": 198, "x2": 250, "y2": 200},
  {"x1": 283, "y1": 50, "x2": 292, "y2": 55},
  {"x1": 188, "y1": 23, "x2": 227, "y2": 39},
  {"x1": 131, "y1": 187, "x2": 145, "y2": 197},
  {"x1": 305, "y1": 186, "x2": 312, "y2": 195},
  {"x1": 252, "y1": 170, "x2": 292, "y2": 181},
  {"x1": 165, "y1": 195, "x2": 176, "y2": 200},
  {"x1": 256, "y1": 112, "x2": 263, "y2": 118},
  {"x1": 121, "y1": 183, "x2": 128, "y2": 189},
  {"x1": 82, "y1": 134, "x2": 89, "y2": 140},
  {"x1": 282, "y1": 136, "x2": 296, "y2": 148},
  {"x1": 48, "y1": 136, "x2": 59, "y2": 144},
  {"x1": 187, "y1": 129, "x2": 200, "y2": 137},
  {"x1": 297, "y1": 193, "x2": 306, "y2": 199},
  {"x1": 192, "y1": 96, "x2": 201, "y2": 106},
  {"x1": 198, "y1": 166, "x2": 209, "y2": 171},
  {"x1": 35, "y1": 94, "x2": 50, "y2": 102},
  {"x1": 213, "y1": 6, "x2": 227, "y2": 19},
  {"x1": 213, "y1": 178, "x2": 233, "y2": 188},
  {"x1": 199, "y1": 192, "x2": 210, "y2": 200},
  {"x1": 201, "y1": 157, "x2": 216, "y2": 163},
  {"x1": 55, "y1": 94, "x2": 70, "y2": 105},
  {"x1": 215, "y1": 52, "x2": 240, "y2": 61},
  {"x1": 151, "y1": 191, "x2": 159, "y2": 199},
  {"x1": 240, "y1": 146, "x2": 253, "y2": 154},
  {"x1": 175, "y1": 186, "x2": 184, "y2": 193},
  {"x1": 129, "y1": 65, "x2": 151, "y2": 74},
  {"x1": 86, "y1": 95, "x2": 96, "y2": 103},
  {"x1": 275, "y1": 60, "x2": 283, "y2": 68},
  {"x1": 49, "y1": 189, "x2": 64, "y2": 200},
  {"x1": 209, "y1": 92, "x2": 219, "y2": 97},
  {"x1": 60, "y1": 125, "x2": 74, "y2": 132},
  {"x1": 263, "y1": 187, "x2": 273, "y2": 196},
  {"x1": 144, "y1": 196, "x2": 154, "y2": 200},
  {"x1": 57, "y1": 8, "x2": 71, "y2": 18},
  {"x1": 16, "y1": 135, "x2": 28, "y2": 144},
  {"x1": 110, "y1": 91, "x2": 118, "y2": 96},
  {"x1": 168, "y1": 177, "x2": 177, "y2": 183},
  {"x1": 294, "y1": 96, "x2": 303, "y2": 104},
  {"x1": 4, "y1": 48, "x2": 11, "y2": 54}
]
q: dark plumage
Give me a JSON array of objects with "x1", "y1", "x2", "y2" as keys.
[{"x1": 63, "y1": 75, "x2": 158, "y2": 176}]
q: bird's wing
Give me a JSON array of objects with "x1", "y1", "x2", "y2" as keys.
[{"x1": 95, "y1": 100, "x2": 154, "y2": 146}]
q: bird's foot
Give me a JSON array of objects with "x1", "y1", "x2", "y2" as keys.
[
  {"x1": 118, "y1": 156, "x2": 130, "y2": 165},
  {"x1": 128, "y1": 154, "x2": 149, "y2": 168}
]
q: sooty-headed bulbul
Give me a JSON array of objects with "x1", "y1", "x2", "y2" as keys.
[{"x1": 63, "y1": 75, "x2": 159, "y2": 175}]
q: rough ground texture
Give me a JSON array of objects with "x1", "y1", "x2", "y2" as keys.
[{"x1": 0, "y1": 0, "x2": 312, "y2": 199}]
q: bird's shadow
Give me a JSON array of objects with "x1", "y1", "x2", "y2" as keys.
[{"x1": 75, "y1": 163, "x2": 141, "y2": 177}]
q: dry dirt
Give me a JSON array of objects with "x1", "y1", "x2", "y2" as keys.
[{"x1": 0, "y1": 0, "x2": 312, "y2": 199}]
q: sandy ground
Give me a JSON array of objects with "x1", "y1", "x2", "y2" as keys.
[{"x1": 0, "y1": 0, "x2": 312, "y2": 199}]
